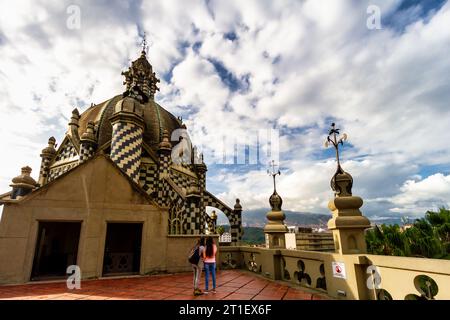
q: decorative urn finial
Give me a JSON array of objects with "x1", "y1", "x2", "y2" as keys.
[
  {"x1": 10, "y1": 166, "x2": 38, "y2": 199},
  {"x1": 325, "y1": 123, "x2": 371, "y2": 254},
  {"x1": 41, "y1": 137, "x2": 57, "y2": 156},
  {"x1": 158, "y1": 129, "x2": 172, "y2": 150},
  {"x1": 264, "y1": 160, "x2": 288, "y2": 248},
  {"x1": 81, "y1": 121, "x2": 96, "y2": 143},
  {"x1": 267, "y1": 160, "x2": 283, "y2": 210}
]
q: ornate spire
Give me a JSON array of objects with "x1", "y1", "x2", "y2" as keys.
[
  {"x1": 158, "y1": 129, "x2": 172, "y2": 151},
  {"x1": 264, "y1": 160, "x2": 287, "y2": 248},
  {"x1": 267, "y1": 160, "x2": 282, "y2": 210},
  {"x1": 121, "y1": 33, "x2": 160, "y2": 101},
  {"x1": 325, "y1": 123, "x2": 353, "y2": 197},
  {"x1": 141, "y1": 32, "x2": 148, "y2": 55},
  {"x1": 41, "y1": 137, "x2": 57, "y2": 156},
  {"x1": 234, "y1": 198, "x2": 242, "y2": 211},
  {"x1": 80, "y1": 121, "x2": 96, "y2": 143}
]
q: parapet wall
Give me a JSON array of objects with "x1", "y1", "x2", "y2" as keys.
[{"x1": 219, "y1": 246, "x2": 450, "y2": 300}]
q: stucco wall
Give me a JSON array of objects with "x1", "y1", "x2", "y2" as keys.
[{"x1": 0, "y1": 156, "x2": 201, "y2": 284}]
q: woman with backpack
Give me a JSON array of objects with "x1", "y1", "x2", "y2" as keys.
[
  {"x1": 189, "y1": 237, "x2": 205, "y2": 296},
  {"x1": 203, "y1": 236, "x2": 217, "y2": 294}
]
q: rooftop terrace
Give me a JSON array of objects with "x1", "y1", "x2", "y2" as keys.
[{"x1": 0, "y1": 270, "x2": 330, "y2": 300}]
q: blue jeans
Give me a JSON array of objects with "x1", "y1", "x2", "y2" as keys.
[{"x1": 204, "y1": 262, "x2": 216, "y2": 291}]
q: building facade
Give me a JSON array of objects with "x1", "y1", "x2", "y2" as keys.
[
  {"x1": 285, "y1": 227, "x2": 334, "y2": 251},
  {"x1": 219, "y1": 232, "x2": 232, "y2": 243},
  {"x1": 0, "y1": 48, "x2": 243, "y2": 284}
]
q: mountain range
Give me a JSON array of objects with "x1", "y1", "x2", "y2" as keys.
[{"x1": 217, "y1": 208, "x2": 410, "y2": 227}]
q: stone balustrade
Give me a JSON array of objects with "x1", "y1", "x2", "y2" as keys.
[{"x1": 219, "y1": 246, "x2": 450, "y2": 300}]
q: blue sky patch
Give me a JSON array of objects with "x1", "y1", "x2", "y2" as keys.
[
  {"x1": 207, "y1": 58, "x2": 250, "y2": 92},
  {"x1": 383, "y1": 0, "x2": 447, "y2": 32}
]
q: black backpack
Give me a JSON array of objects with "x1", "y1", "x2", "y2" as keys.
[{"x1": 188, "y1": 245, "x2": 200, "y2": 264}]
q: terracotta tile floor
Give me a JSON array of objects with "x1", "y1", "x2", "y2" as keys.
[{"x1": 0, "y1": 270, "x2": 330, "y2": 300}]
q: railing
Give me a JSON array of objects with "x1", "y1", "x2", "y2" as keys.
[
  {"x1": 219, "y1": 246, "x2": 450, "y2": 300},
  {"x1": 360, "y1": 254, "x2": 450, "y2": 300}
]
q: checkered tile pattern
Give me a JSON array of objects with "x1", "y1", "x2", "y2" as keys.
[
  {"x1": 157, "y1": 182, "x2": 169, "y2": 207},
  {"x1": 110, "y1": 122, "x2": 143, "y2": 183},
  {"x1": 159, "y1": 154, "x2": 171, "y2": 174},
  {"x1": 197, "y1": 171, "x2": 206, "y2": 233},
  {"x1": 156, "y1": 152, "x2": 172, "y2": 206},
  {"x1": 205, "y1": 213, "x2": 214, "y2": 233},
  {"x1": 170, "y1": 171, "x2": 196, "y2": 191},
  {"x1": 185, "y1": 201, "x2": 201, "y2": 234},
  {"x1": 79, "y1": 143, "x2": 95, "y2": 164},
  {"x1": 156, "y1": 149, "x2": 242, "y2": 240},
  {"x1": 38, "y1": 157, "x2": 52, "y2": 185},
  {"x1": 204, "y1": 191, "x2": 242, "y2": 244},
  {"x1": 54, "y1": 140, "x2": 78, "y2": 162},
  {"x1": 139, "y1": 164, "x2": 158, "y2": 195},
  {"x1": 47, "y1": 162, "x2": 78, "y2": 182}
]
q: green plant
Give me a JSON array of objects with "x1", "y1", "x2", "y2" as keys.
[{"x1": 366, "y1": 207, "x2": 450, "y2": 259}]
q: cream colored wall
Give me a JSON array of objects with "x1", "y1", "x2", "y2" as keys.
[{"x1": 361, "y1": 254, "x2": 450, "y2": 300}]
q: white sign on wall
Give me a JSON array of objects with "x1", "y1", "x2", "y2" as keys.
[{"x1": 332, "y1": 262, "x2": 347, "y2": 279}]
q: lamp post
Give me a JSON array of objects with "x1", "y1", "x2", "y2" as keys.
[{"x1": 324, "y1": 123, "x2": 351, "y2": 196}]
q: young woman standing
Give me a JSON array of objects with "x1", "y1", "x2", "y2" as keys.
[
  {"x1": 203, "y1": 236, "x2": 217, "y2": 294},
  {"x1": 190, "y1": 237, "x2": 205, "y2": 296}
]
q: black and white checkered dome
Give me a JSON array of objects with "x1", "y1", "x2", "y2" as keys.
[{"x1": 76, "y1": 94, "x2": 184, "y2": 155}]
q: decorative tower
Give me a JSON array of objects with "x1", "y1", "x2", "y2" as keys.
[
  {"x1": 110, "y1": 87, "x2": 145, "y2": 183},
  {"x1": 69, "y1": 108, "x2": 81, "y2": 147},
  {"x1": 121, "y1": 35, "x2": 160, "y2": 100},
  {"x1": 195, "y1": 153, "x2": 207, "y2": 233},
  {"x1": 38, "y1": 137, "x2": 56, "y2": 186},
  {"x1": 186, "y1": 180, "x2": 201, "y2": 234},
  {"x1": 325, "y1": 123, "x2": 371, "y2": 254},
  {"x1": 264, "y1": 161, "x2": 288, "y2": 249},
  {"x1": 157, "y1": 129, "x2": 172, "y2": 206},
  {"x1": 79, "y1": 121, "x2": 97, "y2": 164},
  {"x1": 10, "y1": 166, "x2": 38, "y2": 199},
  {"x1": 233, "y1": 199, "x2": 243, "y2": 243}
]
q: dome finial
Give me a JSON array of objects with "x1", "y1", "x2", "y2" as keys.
[
  {"x1": 158, "y1": 129, "x2": 172, "y2": 150},
  {"x1": 141, "y1": 32, "x2": 148, "y2": 56},
  {"x1": 267, "y1": 160, "x2": 281, "y2": 194},
  {"x1": 121, "y1": 32, "x2": 160, "y2": 100},
  {"x1": 267, "y1": 160, "x2": 282, "y2": 211}
]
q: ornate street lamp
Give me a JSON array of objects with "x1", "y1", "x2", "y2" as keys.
[{"x1": 324, "y1": 123, "x2": 352, "y2": 197}]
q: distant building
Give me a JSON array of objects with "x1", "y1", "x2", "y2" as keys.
[
  {"x1": 285, "y1": 226, "x2": 335, "y2": 252},
  {"x1": 220, "y1": 232, "x2": 232, "y2": 243}
]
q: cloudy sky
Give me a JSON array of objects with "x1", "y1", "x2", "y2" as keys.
[{"x1": 0, "y1": 0, "x2": 449, "y2": 219}]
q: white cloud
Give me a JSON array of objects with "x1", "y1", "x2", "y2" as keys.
[
  {"x1": 1, "y1": 0, "x2": 450, "y2": 219},
  {"x1": 389, "y1": 173, "x2": 450, "y2": 214}
]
